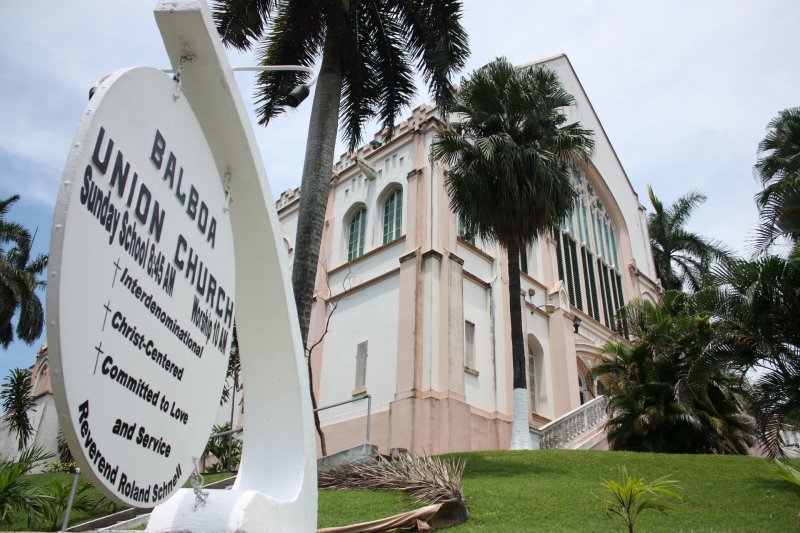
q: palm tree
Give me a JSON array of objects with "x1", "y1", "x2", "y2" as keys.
[
  {"x1": 590, "y1": 292, "x2": 756, "y2": 454},
  {"x1": 211, "y1": 0, "x2": 469, "y2": 345},
  {"x1": 0, "y1": 369, "x2": 37, "y2": 451},
  {"x1": 647, "y1": 187, "x2": 730, "y2": 292},
  {"x1": 0, "y1": 195, "x2": 47, "y2": 348},
  {"x1": 753, "y1": 107, "x2": 800, "y2": 256},
  {"x1": 431, "y1": 58, "x2": 594, "y2": 449}
]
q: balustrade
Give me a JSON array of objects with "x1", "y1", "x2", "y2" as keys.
[{"x1": 531, "y1": 396, "x2": 608, "y2": 450}]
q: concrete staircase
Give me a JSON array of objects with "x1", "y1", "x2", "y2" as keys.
[{"x1": 530, "y1": 396, "x2": 608, "y2": 450}]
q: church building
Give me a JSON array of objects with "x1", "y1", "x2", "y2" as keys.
[
  {"x1": 276, "y1": 54, "x2": 662, "y2": 456},
  {"x1": 0, "y1": 54, "x2": 661, "y2": 463}
]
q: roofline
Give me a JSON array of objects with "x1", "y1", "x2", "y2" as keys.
[{"x1": 523, "y1": 53, "x2": 641, "y2": 204}]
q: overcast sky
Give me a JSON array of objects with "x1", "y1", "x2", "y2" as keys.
[{"x1": 1, "y1": 0, "x2": 797, "y2": 377}]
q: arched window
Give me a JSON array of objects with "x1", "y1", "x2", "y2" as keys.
[
  {"x1": 347, "y1": 207, "x2": 367, "y2": 261},
  {"x1": 555, "y1": 170, "x2": 626, "y2": 335},
  {"x1": 382, "y1": 188, "x2": 403, "y2": 244}
]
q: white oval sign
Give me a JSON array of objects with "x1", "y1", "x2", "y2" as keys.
[{"x1": 48, "y1": 67, "x2": 235, "y2": 507}]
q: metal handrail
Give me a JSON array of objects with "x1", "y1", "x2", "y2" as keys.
[
  {"x1": 210, "y1": 427, "x2": 243, "y2": 439},
  {"x1": 314, "y1": 394, "x2": 372, "y2": 444},
  {"x1": 204, "y1": 394, "x2": 373, "y2": 446}
]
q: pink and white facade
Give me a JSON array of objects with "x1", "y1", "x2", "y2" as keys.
[{"x1": 277, "y1": 55, "x2": 661, "y2": 456}]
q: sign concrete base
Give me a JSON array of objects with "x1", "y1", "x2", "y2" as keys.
[{"x1": 147, "y1": 489, "x2": 289, "y2": 533}]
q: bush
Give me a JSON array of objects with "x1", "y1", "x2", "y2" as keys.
[
  {"x1": 204, "y1": 423, "x2": 241, "y2": 473},
  {"x1": 42, "y1": 478, "x2": 101, "y2": 531},
  {"x1": 0, "y1": 446, "x2": 53, "y2": 527},
  {"x1": 45, "y1": 461, "x2": 78, "y2": 474}
]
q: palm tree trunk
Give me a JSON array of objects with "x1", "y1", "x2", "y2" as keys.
[
  {"x1": 291, "y1": 16, "x2": 345, "y2": 345},
  {"x1": 291, "y1": 12, "x2": 347, "y2": 456},
  {"x1": 506, "y1": 242, "x2": 533, "y2": 450}
]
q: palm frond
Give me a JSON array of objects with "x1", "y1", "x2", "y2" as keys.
[{"x1": 319, "y1": 453, "x2": 465, "y2": 506}]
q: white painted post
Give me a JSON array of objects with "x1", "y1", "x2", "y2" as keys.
[{"x1": 61, "y1": 467, "x2": 81, "y2": 531}]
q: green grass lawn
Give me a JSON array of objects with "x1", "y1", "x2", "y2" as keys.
[
  {"x1": 8, "y1": 453, "x2": 799, "y2": 531},
  {"x1": 319, "y1": 450, "x2": 800, "y2": 532}
]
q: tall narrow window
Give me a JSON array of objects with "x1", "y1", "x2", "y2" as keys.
[
  {"x1": 520, "y1": 247, "x2": 529, "y2": 275},
  {"x1": 554, "y1": 171, "x2": 625, "y2": 334},
  {"x1": 464, "y1": 321, "x2": 476, "y2": 370},
  {"x1": 382, "y1": 188, "x2": 403, "y2": 244},
  {"x1": 347, "y1": 207, "x2": 366, "y2": 261},
  {"x1": 354, "y1": 341, "x2": 368, "y2": 392},
  {"x1": 528, "y1": 347, "x2": 537, "y2": 413}
]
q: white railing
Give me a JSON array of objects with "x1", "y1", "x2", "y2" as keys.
[
  {"x1": 780, "y1": 427, "x2": 800, "y2": 450},
  {"x1": 530, "y1": 396, "x2": 608, "y2": 450}
]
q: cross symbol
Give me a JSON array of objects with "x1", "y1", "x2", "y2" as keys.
[
  {"x1": 112, "y1": 258, "x2": 123, "y2": 287},
  {"x1": 102, "y1": 301, "x2": 112, "y2": 331},
  {"x1": 93, "y1": 343, "x2": 104, "y2": 375}
]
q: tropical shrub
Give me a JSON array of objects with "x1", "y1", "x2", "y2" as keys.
[
  {"x1": 590, "y1": 291, "x2": 756, "y2": 453},
  {"x1": 42, "y1": 478, "x2": 100, "y2": 531},
  {"x1": 699, "y1": 256, "x2": 800, "y2": 456},
  {"x1": 45, "y1": 461, "x2": 78, "y2": 474},
  {"x1": 204, "y1": 422, "x2": 242, "y2": 472},
  {"x1": 0, "y1": 446, "x2": 52, "y2": 527},
  {"x1": 600, "y1": 468, "x2": 681, "y2": 533}
]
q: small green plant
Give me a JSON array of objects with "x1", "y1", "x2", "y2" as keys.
[{"x1": 600, "y1": 468, "x2": 681, "y2": 533}]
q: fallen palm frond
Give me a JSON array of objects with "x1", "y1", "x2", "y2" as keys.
[{"x1": 318, "y1": 454, "x2": 465, "y2": 506}]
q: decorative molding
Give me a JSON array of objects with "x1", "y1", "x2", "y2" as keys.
[
  {"x1": 421, "y1": 249, "x2": 444, "y2": 261},
  {"x1": 463, "y1": 270, "x2": 490, "y2": 289},
  {"x1": 329, "y1": 267, "x2": 401, "y2": 302},
  {"x1": 520, "y1": 271, "x2": 548, "y2": 292},
  {"x1": 526, "y1": 301, "x2": 553, "y2": 319},
  {"x1": 628, "y1": 259, "x2": 663, "y2": 292},
  {"x1": 328, "y1": 235, "x2": 406, "y2": 276},
  {"x1": 457, "y1": 237, "x2": 494, "y2": 263},
  {"x1": 448, "y1": 251, "x2": 465, "y2": 266},
  {"x1": 399, "y1": 250, "x2": 418, "y2": 264},
  {"x1": 406, "y1": 168, "x2": 424, "y2": 180}
]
